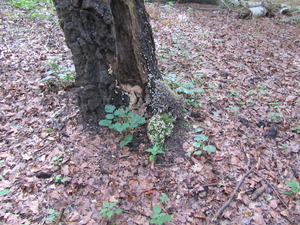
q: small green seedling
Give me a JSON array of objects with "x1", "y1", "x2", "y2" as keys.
[
  {"x1": 159, "y1": 193, "x2": 170, "y2": 203},
  {"x1": 227, "y1": 105, "x2": 239, "y2": 113},
  {"x1": 192, "y1": 128, "x2": 216, "y2": 155},
  {"x1": 284, "y1": 180, "x2": 300, "y2": 196},
  {"x1": 268, "y1": 112, "x2": 282, "y2": 122},
  {"x1": 0, "y1": 189, "x2": 12, "y2": 197},
  {"x1": 45, "y1": 208, "x2": 61, "y2": 222},
  {"x1": 145, "y1": 144, "x2": 165, "y2": 162},
  {"x1": 258, "y1": 83, "x2": 269, "y2": 95},
  {"x1": 291, "y1": 122, "x2": 300, "y2": 133},
  {"x1": 52, "y1": 154, "x2": 63, "y2": 166},
  {"x1": 99, "y1": 105, "x2": 145, "y2": 147},
  {"x1": 99, "y1": 201, "x2": 123, "y2": 219},
  {"x1": 228, "y1": 89, "x2": 240, "y2": 97},
  {"x1": 150, "y1": 205, "x2": 173, "y2": 225},
  {"x1": 54, "y1": 174, "x2": 68, "y2": 184}
]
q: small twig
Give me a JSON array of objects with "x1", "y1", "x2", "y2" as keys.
[
  {"x1": 242, "y1": 147, "x2": 251, "y2": 167},
  {"x1": 259, "y1": 174, "x2": 296, "y2": 218},
  {"x1": 55, "y1": 208, "x2": 65, "y2": 225},
  {"x1": 213, "y1": 167, "x2": 255, "y2": 220},
  {"x1": 202, "y1": 183, "x2": 218, "y2": 188}
]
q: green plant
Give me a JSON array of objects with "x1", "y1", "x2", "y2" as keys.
[
  {"x1": 192, "y1": 128, "x2": 216, "y2": 155},
  {"x1": 45, "y1": 208, "x2": 61, "y2": 222},
  {"x1": 0, "y1": 189, "x2": 12, "y2": 197},
  {"x1": 228, "y1": 89, "x2": 240, "y2": 97},
  {"x1": 283, "y1": 180, "x2": 300, "y2": 196},
  {"x1": 164, "y1": 1, "x2": 174, "y2": 12},
  {"x1": 99, "y1": 105, "x2": 145, "y2": 147},
  {"x1": 99, "y1": 201, "x2": 123, "y2": 219},
  {"x1": 227, "y1": 105, "x2": 239, "y2": 113},
  {"x1": 145, "y1": 144, "x2": 165, "y2": 162},
  {"x1": 258, "y1": 83, "x2": 269, "y2": 95},
  {"x1": 150, "y1": 205, "x2": 173, "y2": 225},
  {"x1": 12, "y1": 0, "x2": 38, "y2": 10},
  {"x1": 41, "y1": 60, "x2": 75, "y2": 88},
  {"x1": 291, "y1": 122, "x2": 300, "y2": 133},
  {"x1": 160, "y1": 193, "x2": 170, "y2": 202},
  {"x1": 52, "y1": 154, "x2": 63, "y2": 166},
  {"x1": 281, "y1": 10, "x2": 300, "y2": 23},
  {"x1": 268, "y1": 112, "x2": 282, "y2": 122},
  {"x1": 54, "y1": 174, "x2": 68, "y2": 184}
]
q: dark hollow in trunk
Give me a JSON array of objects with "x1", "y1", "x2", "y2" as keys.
[{"x1": 52, "y1": 0, "x2": 162, "y2": 124}]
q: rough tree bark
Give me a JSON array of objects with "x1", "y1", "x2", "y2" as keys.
[{"x1": 52, "y1": 0, "x2": 164, "y2": 124}]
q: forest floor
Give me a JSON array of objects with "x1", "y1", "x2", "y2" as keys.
[{"x1": 0, "y1": 1, "x2": 300, "y2": 225}]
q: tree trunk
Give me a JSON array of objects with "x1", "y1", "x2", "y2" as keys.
[{"x1": 52, "y1": 0, "x2": 162, "y2": 124}]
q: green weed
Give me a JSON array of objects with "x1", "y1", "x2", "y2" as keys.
[
  {"x1": 54, "y1": 174, "x2": 68, "y2": 184},
  {"x1": 45, "y1": 208, "x2": 61, "y2": 222},
  {"x1": 159, "y1": 193, "x2": 171, "y2": 202},
  {"x1": 258, "y1": 83, "x2": 269, "y2": 95},
  {"x1": 150, "y1": 205, "x2": 173, "y2": 225},
  {"x1": 227, "y1": 105, "x2": 239, "y2": 113},
  {"x1": 145, "y1": 144, "x2": 165, "y2": 162},
  {"x1": 291, "y1": 122, "x2": 300, "y2": 133},
  {"x1": 228, "y1": 89, "x2": 240, "y2": 97},
  {"x1": 0, "y1": 189, "x2": 12, "y2": 197},
  {"x1": 191, "y1": 127, "x2": 216, "y2": 155},
  {"x1": 52, "y1": 154, "x2": 63, "y2": 166},
  {"x1": 99, "y1": 105, "x2": 145, "y2": 147},
  {"x1": 268, "y1": 112, "x2": 282, "y2": 122},
  {"x1": 284, "y1": 180, "x2": 300, "y2": 196},
  {"x1": 41, "y1": 59, "x2": 75, "y2": 88},
  {"x1": 99, "y1": 201, "x2": 123, "y2": 219},
  {"x1": 150, "y1": 193, "x2": 172, "y2": 225}
]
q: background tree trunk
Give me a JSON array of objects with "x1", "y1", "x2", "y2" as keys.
[{"x1": 52, "y1": 0, "x2": 162, "y2": 124}]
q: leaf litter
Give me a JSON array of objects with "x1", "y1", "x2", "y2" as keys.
[{"x1": 0, "y1": 1, "x2": 299, "y2": 224}]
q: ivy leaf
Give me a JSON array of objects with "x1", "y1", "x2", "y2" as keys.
[
  {"x1": 105, "y1": 105, "x2": 116, "y2": 113},
  {"x1": 153, "y1": 205, "x2": 162, "y2": 214},
  {"x1": 106, "y1": 114, "x2": 114, "y2": 119},
  {"x1": 192, "y1": 142, "x2": 202, "y2": 148},
  {"x1": 203, "y1": 145, "x2": 216, "y2": 153},
  {"x1": 102, "y1": 201, "x2": 110, "y2": 208},
  {"x1": 0, "y1": 189, "x2": 12, "y2": 197},
  {"x1": 106, "y1": 210, "x2": 114, "y2": 218},
  {"x1": 115, "y1": 208, "x2": 123, "y2": 214},
  {"x1": 149, "y1": 155, "x2": 155, "y2": 162},
  {"x1": 194, "y1": 150, "x2": 202, "y2": 155},
  {"x1": 99, "y1": 119, "x2": 112, "y2": 127},
  {"x1": 194, "y1": 134, "x2": 208, "y2": 141}
]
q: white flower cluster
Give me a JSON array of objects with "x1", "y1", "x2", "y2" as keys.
[{"x1": 147, "y1": 114, "x2": 174, "y2": 145}]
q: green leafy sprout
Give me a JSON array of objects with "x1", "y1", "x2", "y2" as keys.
[
  {"x1": 99, "y1": 201, "x2": 123, "y2": 219},
  {"x1": 52, "y1": 154, "x2": 63, "y2": 166},
  {"x1": 10, "y1": 0, "x2": 54, "y2": 19},
  {"x1": 54, "y1": 174, "x2": 68, "y2": 184},
  {"x1": 150, "y1": 193, "x2": 173, "y2": 224},
  {"x1": 0, "y1": 189, "x2": 12, "y2": 197},
  {"x1": 291, "y1": 122, "x2": 300, "y2": 133},
  {"x1": 192, "y1": 127, "x2": 216, "y2": 155},
  {"x1": 41, "y1": 58, "x2": 75, "y2": 88},
  {"x1": 99, "y1": 105, "x2": 145, "y2": 147},
  {"x1": 268, "y1": 112, "x2": 282, "y2": 122},
  {"x1": 159, "y1": 193, "x2": 170, "y2": 202},
  {"x1": 45, "y1": 208, "x2": 61, "y2": 222},
  {"x1": 145, "y1": 144, "x2": 165, "y2": 162},
  {"x1": 284, "y1": 180, "x2": 300, "y2": 196},
  {"x1": 150, "y1": 205, "x2": 173, "y2": 225}
]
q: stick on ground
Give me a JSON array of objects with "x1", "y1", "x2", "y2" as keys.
[{"x1": 213, "y1": 167, "x2": 255, "y2": 220}]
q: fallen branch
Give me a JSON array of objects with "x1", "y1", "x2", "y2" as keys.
[{"x1": 213, "y1": 167, "x2": 255, "y2": 220}]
